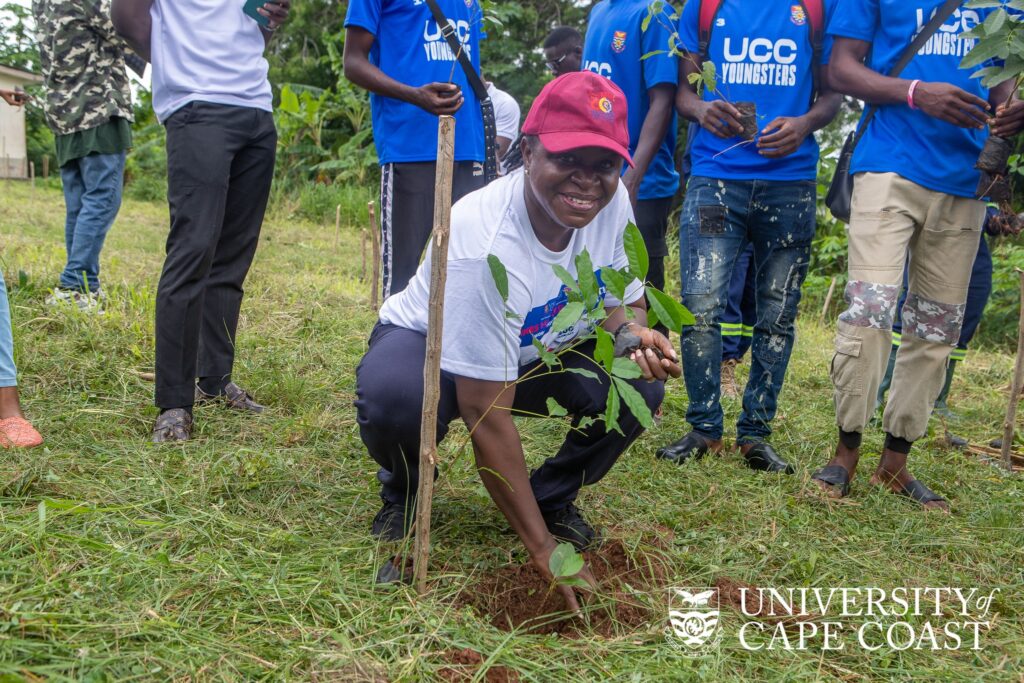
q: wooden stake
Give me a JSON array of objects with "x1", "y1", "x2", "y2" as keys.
[
  {"x1": 1000, "y1": 269, "x2": 1024, "y2": 472},
  {"x1": 413, "y1": 115, "x2": 456, "y2": 594},
  {"x1": 334, "y1": 204, "x2": 341, "y2": 252},
  {"x1": 820, "y1": 276, "x2": 837, "y2": 325},
  {"x1": 369, "y1": 201, "x2": 380, "y2": 311},
  {"x1": 42, "y1": 155, "x2": 49, "y2": 179},
  {"x1": 29, "y1": 161, "x2": 35, "y2": 190},
  {"x1": 360, "y1": 229, "x2": 368, "y2": 282}
]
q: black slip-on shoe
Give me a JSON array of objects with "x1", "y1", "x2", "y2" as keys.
[
  {"x1": 741, "y1": 442, "x2": 794, "y2": 474},
  {"x1": 656, "y1": 431, "x2": 718, "y2": 465},
  {"x1": 371, "y1": 500, "x2": 414, "y2": 541}
]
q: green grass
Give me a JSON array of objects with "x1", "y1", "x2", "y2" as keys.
[{"x1": 1, "y1": 179, "x2": 1022, "y2": 682}]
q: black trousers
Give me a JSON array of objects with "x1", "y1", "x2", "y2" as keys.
[
  {"x1": 354, "y1": 324, "x2": 664, "y2": 512},
  {"x1": 155, "y1": 102, "x2": 277, "y2": 409},
  {"x1": 635, "y1": 196, "x2": 674, "y2": 294},
  {"x1": 379, "y1": 161, "x2": 486, "y2": 300}
]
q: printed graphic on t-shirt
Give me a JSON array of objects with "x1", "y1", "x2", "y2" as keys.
[
  {"x1": 422, "y1": 16, "x2": 475, "y2": 62},
  {"x1": 718, "y1": 37, "x2": 800, "y2": 87},
  {"x1": 519, "y1": 271, "x2": 608, "y2": 349},
  {"x1": 913, "y1": 6, "x2": 980, "y2": 58}
]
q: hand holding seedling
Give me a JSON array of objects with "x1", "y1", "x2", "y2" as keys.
[
  {"x1": 414, "y1": 83, "x2": 464, "y2": 116},
  {"x1": 616, "y1": 322, "x2": 680, "y2": 382},
  {"x1": 991, "y1": 99, "x2": 1024, "y2": 138},
  {"x1": 695, "y1": 100, "x2": 744, "y2": 139},
  {"x1": 757, "y1": 116, "x2": 812, "y2": 159},
  {"x1": 912, "y1": 81, "x2": 990, "y2": 129},
  {"x1": 537, "y1": 541, "x2": 597, "y2": 613}
]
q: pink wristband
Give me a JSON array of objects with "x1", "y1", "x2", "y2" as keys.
[{"x1": 908, "y1": 79, "x2": 921, "y2": 110}]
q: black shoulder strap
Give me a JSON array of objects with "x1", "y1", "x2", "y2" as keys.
[{"x1": 853, "y1": 0, "x2": 963, "y2": 146}]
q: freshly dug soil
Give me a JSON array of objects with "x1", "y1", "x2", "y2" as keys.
[
  {"x1": 457, "y1": 538, "x2": 668, "y2": 636},
  {"x1": 735, "y1": 101, "x2": 758, "y2": 140},
  {"x1": 437, "y1": 649, "x2": 520, "y2": 683},
  {"x1": 976, "y1": 135, "x2": 1012, "y2": 173}
]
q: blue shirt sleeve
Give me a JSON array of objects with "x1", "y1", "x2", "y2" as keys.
[
  {"x1": 344, "y1": 0, "x2": 381, "y2": 34},
  {"x1": 678, "y1": 0, "x2": 699, "y2": 53},
  {"x1": 828, "y1": 0, "x2": 878, "y2": 42},
  {"x1": 642, "y1": 4, "x2": 678, "y2": 88}
]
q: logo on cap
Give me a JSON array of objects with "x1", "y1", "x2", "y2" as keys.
[
  {"x1": 611, "y1": 30, "x2": 627, "y2": 53},
  {"x1": 790, "y1": 5, "x2": 807, "y2": 26},
  {"x1": 589, "y1": 94, "x2": 615, "y2": 120}
]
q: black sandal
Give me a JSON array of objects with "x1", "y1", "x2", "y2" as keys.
[
  {"x1": 811, "y1": 464, "x2": 852, "y2": 497},
  {"x1": 894, "y1": 479, "x2": 947, "y2": 509}
]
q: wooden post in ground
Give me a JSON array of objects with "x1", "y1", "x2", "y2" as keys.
[
  {"x1": 29, "y1": 161, "x2": 35, "y2": 190},
  {"x1": 369, "y1": 201, "x2": 380, "y2": 311},
  {"x1": 1000, "y1": 269, "x2": 1024, "y2": 471},
  {"x1": 413, "y1": 115, "x2": 455, "y2": 595},
  {"x1": 42, "y1": 155, "x2": 49, "y2": 179},
  {"x1": 334, "y1": 204, "x2": 341, "y2": 252},
  {"x1": 820, "y1": 276, "x2": 837, "y2": 325}
]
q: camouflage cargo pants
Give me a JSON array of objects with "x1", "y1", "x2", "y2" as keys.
[{"x1": 832, "y1": 172, "x2": 985, "y2": 442}]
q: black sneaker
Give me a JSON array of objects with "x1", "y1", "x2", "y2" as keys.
[
  {"x1": 542, "y1": 503, "x2": 596, "y2": 551},
  {"x1": 371, "y1": 500, "x2": 414, "y2": 541}
]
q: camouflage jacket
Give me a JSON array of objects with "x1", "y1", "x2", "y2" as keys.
[{"x1": 32, "y1": 0, "x2": 133, "y2": 136}]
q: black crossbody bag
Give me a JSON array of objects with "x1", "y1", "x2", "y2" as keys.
[
  {"x1": 423, "y1": 0, "x2": 498, "y2": 184},
  {"x1": 826, "y1": 0, "x2": 962, "y2": 222}
]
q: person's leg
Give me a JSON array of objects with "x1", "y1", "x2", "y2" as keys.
[
  {"x1": 634, "y1": 196, "x2": 673, "y2": 294},
  {"x1": 59, "y1": 159, "x2": 85, "y2": 286},
  {"x1": 452, "y1": 160, "x2": 487, "y2": 203},
  {"x1": 0, "y1": 269, "x2": 20, "y2": 416},
  {"x1": 737, "y1": 245, "x2": 757, "y2": 359},
  {"x1": 815, "y1": 173, "x2": 921, "y2": 495},
  {"x1": 879, "y1": 189, "x2": 985, "y2": 508},
  {"x1": 58, "y1": 152, "x2": 125, "y2": 293},
  {"x1": 196, "y1": 109, "x2": 277, "y2": 397},
  {"x1": 876, "y1": 262, "x2": 909, "y2": 412},
  {"x1": 154, "y1": 103, "x2": 240, "y2": 415},
  {"x1": 353, "y1": 324, "x2": 460, "y2": 537},
  {"x1": 380, "y1": 162, "x2": 436, "y2": 301},
  {"x1": 733, "y1": 181, "x2": 815, "y2": 469},
  {"x1": 721, "y1": 242, "x2": 751, "y2": 363},
  {"x1": 658, "y1": 177, "x2": 748, "y2": 462},
  {"x1": 514, "y1": 340, "x2": 664, "y2": 514}
]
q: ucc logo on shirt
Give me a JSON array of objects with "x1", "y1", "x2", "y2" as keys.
[
  {"x1": 611, "y1": 30, "x2": 627, "y2": 53},
  {"x1": 790, "y1": 4, "x2": 807, "y2": 26}
]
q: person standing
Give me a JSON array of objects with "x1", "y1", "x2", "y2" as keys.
[
  {"x1": 485, "y1": 79, "x2": 520, "y2": 172},
  {"x1": 343, "y1": 0, "x2": 488, "y2": 301},
  {"x1": 657, "y1": 0, "x2": 841, "y2": 472},
  {"x1": 111, "y1": 0, "x2": 291, "y2": 442},
  {"x1": 543, "y1": 27, "x2": 584, "y2": 77},
  {"x1": 32, "y1": 0, "x2": 133, "y2": 312},
  {"x1": 582, "y1": 0, "x2": 679, "y2": 297},
  {"x1": 811, "y1": 0, "x2": 1024, "y2": 510}
]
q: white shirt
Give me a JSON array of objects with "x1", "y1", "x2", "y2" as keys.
[
  {"x1": 150, "y1": 0, "x2": 273, "y2": 122},
  {"x1": 380, "y1": 170, "x2": 641, "y2": 382},
  {"x1": 486, "y1": 83, "x2": 521, "y2": 142}
]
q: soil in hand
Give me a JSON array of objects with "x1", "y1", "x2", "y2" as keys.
[
  {"x1": 976, "y1": 135, "x2": 1012, "y2": 173},
  {"x1": 735, "y1": 101, "x2": 758, "y2": 140},
  {"x1": 457, "y1": 537, "x2": 669, "y2": 636},
  {"x1": 437, "y1": 649, "x2": 520, "y2": 683}
]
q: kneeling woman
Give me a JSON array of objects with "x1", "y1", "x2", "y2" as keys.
[{"x1": 355, "y1": 72, "x2": 680, "y2": 606}]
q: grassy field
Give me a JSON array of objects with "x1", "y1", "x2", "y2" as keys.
[{"x1": 1, "y1": 180, "x2": 1022, "y2": 682}]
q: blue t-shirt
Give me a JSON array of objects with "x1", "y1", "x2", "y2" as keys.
[
  {"x1": 830, "y1": 0, "x2": 996, "y2": 198},
  {"x1": 344, "y1": 0, "x2": 485, "y2": 164},
  {"x1": 583, "y1": 0, "x2": 680, "y2": 200},
  {"x1": 680, "y1": 0, "x2": 836, "y2": 181}
]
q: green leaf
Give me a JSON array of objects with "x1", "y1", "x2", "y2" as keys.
[
  {"x1": 646, "y1": 286, "x2": 696, "y2": 333},
  {"x1": 622, "y1": 222, "x2": 649, "y2": 282},
  {"x1": 532, "y1": 338, "x2": 559, "y2": 367},
  {"x1": 280, "y1": 85, "x2": 300, "y2": 114},
  {"x1": 552, "y1": 265, "x2": 578, "y2": 295},
  {"x1": 641, "y1": 50, "x2": 667, "y2": 61},
  {"x1": 575, "y1": 250, "x2": 599, "y2": 307},
  {"x1": 487, "y1": 254, "x2": 509, "y2": 302},
  {"x1": 984, "y1": 7, "x2": 1007, "y2": 36},
  {"x1": 613, "y1": 377, "x2": 654, "y2": 430},
  {"x1": 552, "y1": 301, "x2": 585, "y2": 334},
  {"x1": 546, "y1": 397, "x2": 568, "y2": 417},
  {"x1": 595, "y1": 326, "x2": 615, "y2": 372},
  {"x1": 602, "y1": 267, "x2": 627, "y2": 303},
  {"x1": 558, "y1": 576, "x2": 591, "y2": 588},
  {"x1": 612, "y1": 357, "x2": 643, "y2": 379},
  {"x1": 566, "y1": 367, "x2": 600, "y2": 380},
  {"x1": 604, "y1": 382, "x2": 623, "y2": 435},
  {"x1": 962, "y1": 34, "x2": 1009, "y2": 69},
  {"x1": 702, "y1": 60, "x2": 718, "y2": 95},
  {"x1": 548, "y1": 542, "x2": 585, "y2": 578}
]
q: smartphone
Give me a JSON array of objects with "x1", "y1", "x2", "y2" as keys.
[{"x1": 242, "y1": 0, "x2": 271, "y2": 27}]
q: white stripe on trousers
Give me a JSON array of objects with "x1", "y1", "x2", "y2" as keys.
[{"x1": 380, "y1": 163, "x2": 395, "y2": 301}]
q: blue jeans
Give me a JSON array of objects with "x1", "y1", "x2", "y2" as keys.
[
  {"x1": 59, "y1": 152, "x2": 125, "y2": 292},
  {"x1": 0, "y1": 270, "x2": 16, "y2": 387},
  {"x1": 679, "y1": 177, "x2": 815, "y2": 442}
]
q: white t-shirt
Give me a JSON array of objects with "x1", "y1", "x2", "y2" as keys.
[
  {"x1": 150, "y1": 0, "x2": 273, "y2": 123},
  {"x1": 380, "y1": 170, "x2": 642, "y2": 382},
  {"x1": 486, "y1": 83, "x2": 521, "y2": 142}
]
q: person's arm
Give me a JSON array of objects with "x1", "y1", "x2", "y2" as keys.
[
  {"x1": 343, "y1": 26, "x2": 465, "y2": 115},
  {"x1": 0, "y1": 90, "x2": 27, "y2": 107},
  {"x1": 757, "y1": 87, "x2": 842, "y2": 158},
  {"x1": 496, "y1": 135, "x2": 513, "y2": 162},
  {"x1": 675, "y1": 52, "x2": 744, "y2": 137},
  {"x1": 622, "y1": 84, "x2": 674, "y2": 205},
  {"x1": 828, "y1": 36, "x2": 989, "y2": 129},
  {"x1": 454, "y1": 376, "x2": 597, "y2": 611},
  {"x1": 256, "y1": 1, "x2": 291, "y2": 48},
  {"x1": 602, "y1": 297, "x2": 680, "y2": 381},
  {"x1": 110, "y1": 0, "x2": 154, "y2": 62}
]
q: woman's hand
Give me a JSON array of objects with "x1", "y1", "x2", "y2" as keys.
[{"x1": 622, "y1": 323, "x2": 681, "y2": 381}]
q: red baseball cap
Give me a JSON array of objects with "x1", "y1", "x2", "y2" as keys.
[{"x1": 521, "y1": 71, "x2": 634, "y2": 167}]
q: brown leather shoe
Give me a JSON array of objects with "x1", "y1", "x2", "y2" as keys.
[
  {"x1": 152, "y1": 408, "x2": 193, "y2": 443},
  {"x1": 195, "y1": 382, "x2": 265, "y2": 414}
]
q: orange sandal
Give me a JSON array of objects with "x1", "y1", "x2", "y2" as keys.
[{"x1": 0, "y1": 416, "x2": 43, "y2": 448}]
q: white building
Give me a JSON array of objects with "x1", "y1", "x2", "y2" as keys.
[{"x1": 0, "y1": 63, "x2": 43, "y2": 179}]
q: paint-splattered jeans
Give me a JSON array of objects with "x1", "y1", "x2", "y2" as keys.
[
  {"x1": 679, "y1": 176, "x2": 815, "y2": 443},
  {"x1": 832, "y1": 173, "x2": 985, "y2": 443}
]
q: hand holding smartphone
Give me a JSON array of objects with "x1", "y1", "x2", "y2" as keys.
[{"x1": 242, "y1": 0, "x2": 273, "y2": 27}]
